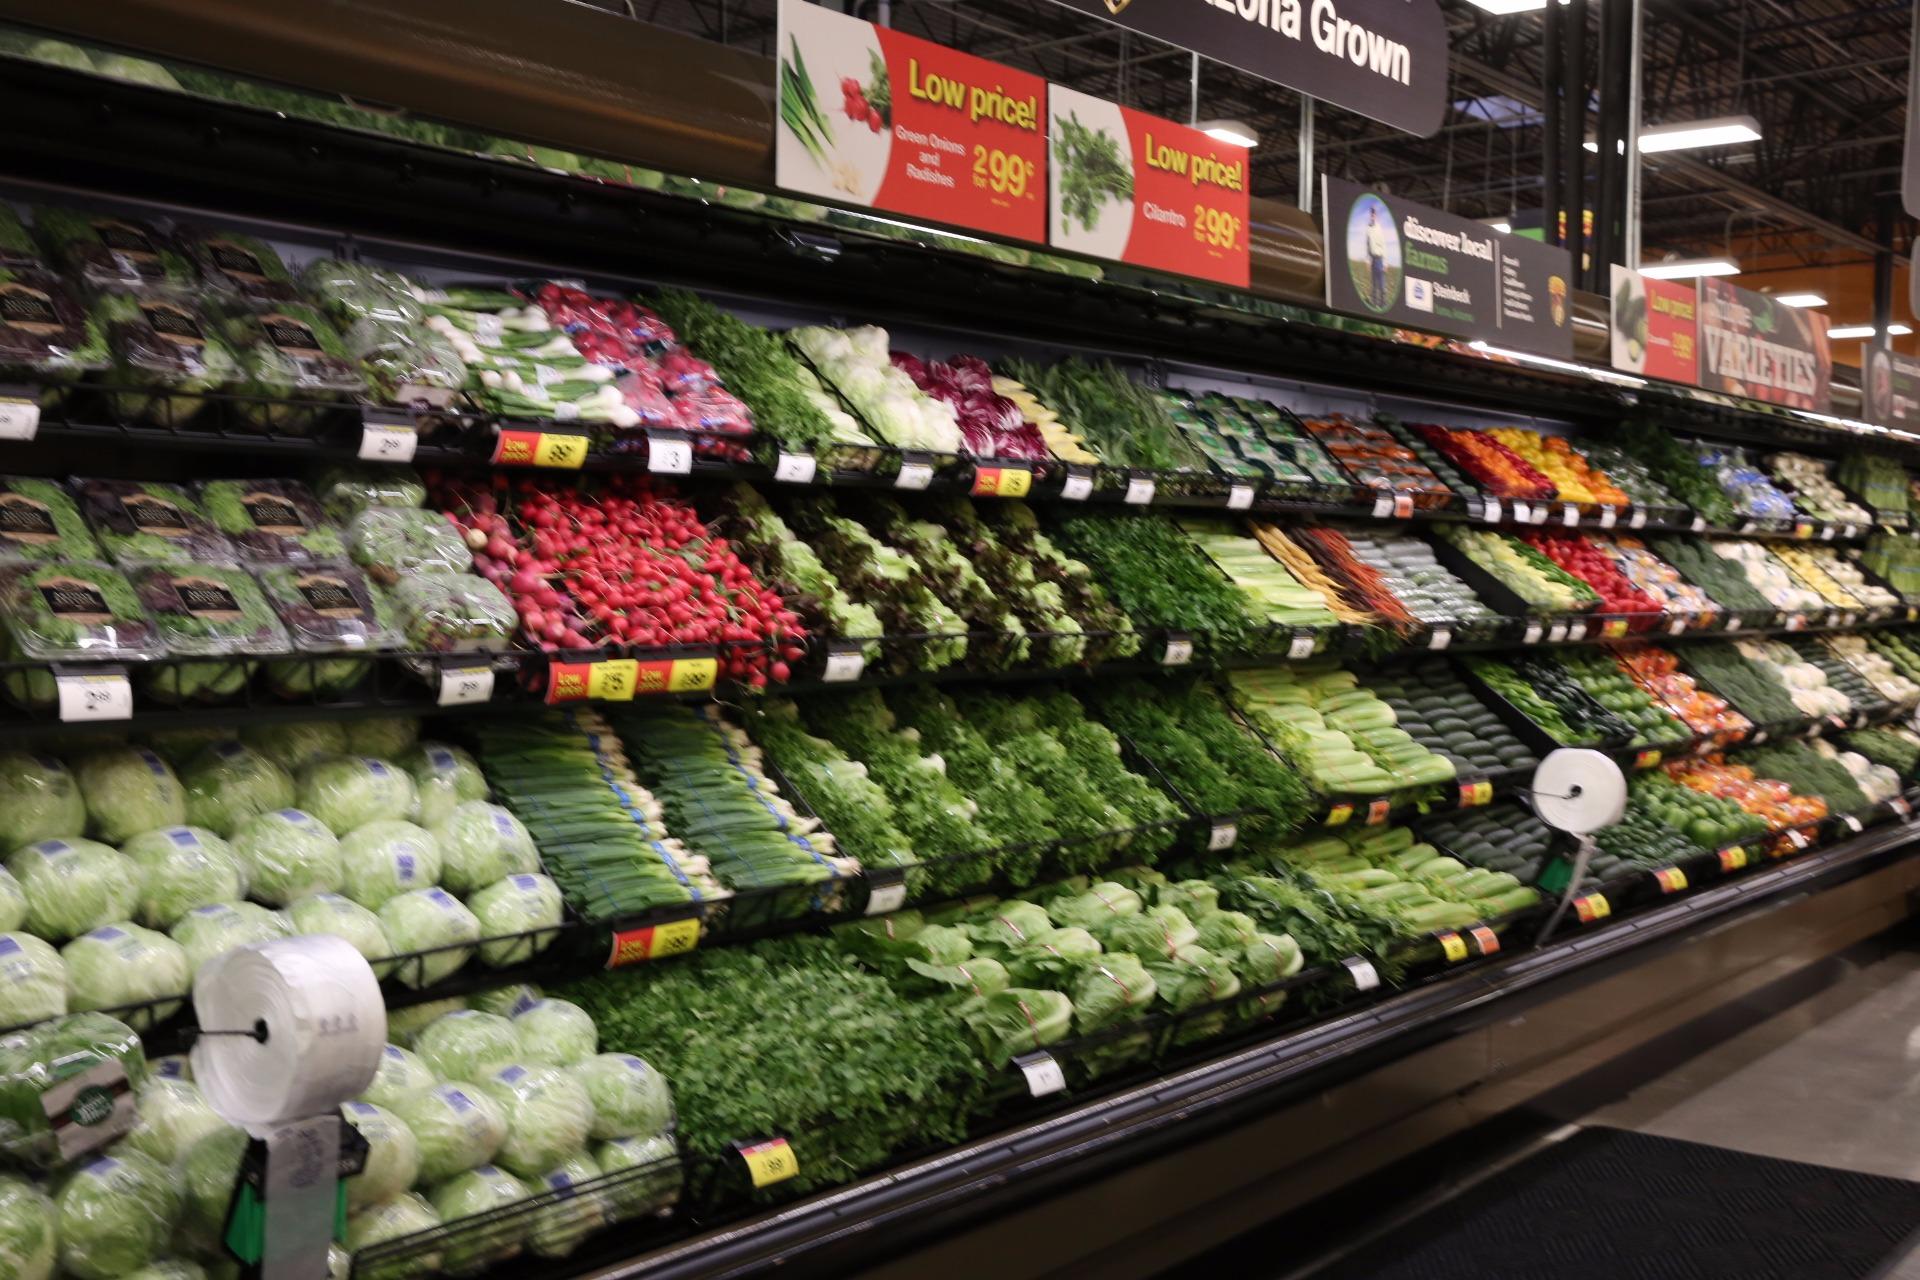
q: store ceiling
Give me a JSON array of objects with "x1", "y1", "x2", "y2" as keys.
[{"x1": 591, "y1": 0, "x2": 1913, "y2": 271}]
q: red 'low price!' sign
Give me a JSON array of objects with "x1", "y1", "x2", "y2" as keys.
[
  {"x1": 1046, "y1": 84, "x2": 1251, "y2": 288},
  {"x1": 776, "y1": 0, "x2": 1047, "y2": 244}
]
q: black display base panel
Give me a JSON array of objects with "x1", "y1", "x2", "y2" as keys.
[{"x1": 1312, "y1": 1127, "x2": 1920, "y2": 1280}]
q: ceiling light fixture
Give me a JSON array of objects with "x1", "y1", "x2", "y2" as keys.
[
  {"x1": 1827, "y1": 325, "x2": 1876, "y2": 340},
  {"x1": 1639, "y1": 258, "x2": 1741, "y2": 280},
  {"x1": 1637, "y1": 115, "x2": 1763, "y2": 153},
  {"x1": 1772, "y1": 293, "x2": 1827, "y2": 308},
  {"x1": 1464, "y1": 0, "x2": 1550, "y2": 12},
  {"x1": 1195, "y1": 119, "x2": 1258, "y2": 148},
  {"x1": 1485, "y1": 219, "x2": 1513, "y2": 233},
  {"x1": 1892, "y1": 324, "x2": 1914, "y2": 336}
]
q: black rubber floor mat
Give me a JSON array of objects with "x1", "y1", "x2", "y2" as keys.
[{"x1": 1320, "y1": 1126, "x2": 1920, "y2": 1280}]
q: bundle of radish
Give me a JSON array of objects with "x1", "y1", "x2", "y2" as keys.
[{"x1": 429, "y1": 472, "x2": 805, "y2": 686}]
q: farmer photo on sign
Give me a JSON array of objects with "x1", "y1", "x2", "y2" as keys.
[{"x1": 1344, "y1": 192, "x2": 1402, "y2": 314}]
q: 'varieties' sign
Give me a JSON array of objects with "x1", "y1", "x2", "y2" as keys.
[
  {"x1": 1697, "y1": 277, "x2": 1831, "y2": 413},
  {"x1": 1321, "y1": 177, "x2": 1572, "y2": 358},
  {"x1": 1042, "y1": 0, "x2": 1447, "y2": 137},
  {"x1": 1609, "y1": 266, "x2": 1699, "y2": 383},
  {"x1": 1046, "y1": 85, "x2": 1251, "y2": 287},
  {"x1": 775, "y1": 0, "x2": 1047, "y2": 244}
]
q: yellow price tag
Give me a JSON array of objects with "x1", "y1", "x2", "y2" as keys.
[
  {"x1": 1574, "y1": 893, "x2": 1611, "y2": 923},
  {"x1": 667, "y1": 657, "x2": 718, "y2": 693},
  {"x1": 1653, "y1": 866, "x2": 1688, "y2": 894},
  {"x1": 994, "y1": 467, "x2": 1032, "y2": 498},
  {"x1": 1719, "y1": 846, "x2": 1748, "y2": 871},
  {"x1": 1601, "y1": 619, "x2": 1629, "y2": 638},
  {"x1": 1436, "y1": 931, "x2": 1468, "y2": 962},
  {"x1": 1325, "y1": 803, "x2": 1353, "y2": 827},
  {"x1": 739, "y1": 1138, "x2": 799, "y2": 1188},
  {"x1": 605, "y1": 915, "x2": 702, "y2": 967},
  {"x1": 587, "y1": 659, "x2": 638, "y2": 701},
  {"x1": 1633, "y1": 749, "x2": 1662, "y2": 770},
  {"x1": 533, "y1": 433, "x2": 588, "y2": 469}
]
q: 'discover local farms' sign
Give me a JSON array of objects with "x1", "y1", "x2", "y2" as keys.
[
  {"x1": 1697, "y1": 277, "x2": 1832, "y2": 413},
  {"x1": 775, "y1": 0, "x2": 1047, "y2": 244},
  {"x1": 1863, "y1": 344, "x2": 1920, "y2": 430},
  {"x1": 1043, "y1": 0, "x2": 1446, "y2": 137},
  {"x1": 1321, "y1": 177, "x2": 1573, "y2": 358},
  {"x1": 1608, "y1": 266, "x2": 1699, "y2": 384},
  {"x1": 1046, "y1": 84, "x2": 1251, "y2": 287}
]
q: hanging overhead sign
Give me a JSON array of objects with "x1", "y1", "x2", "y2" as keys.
[
  {"x1": 1046, "y1": 85, "x2": 1251, "y2": 287},
  {"x1": 775, "y1": 0, "x2": 1048, "y2": 244},
  {"x1": 1321, "y1": 177, "x2": 1573, "y2": 358},
  {"x1": 1042, "y1": 0, "x2": 1447, "y2": 137},
  {"x1": 1697, "y1": 278, "x2": 1832, "y2": 414},
  {"x1": 1863, "y1": 343, "x2": 1920, "y2": 430},
  {"x1": 1608, "y1": 266, "x2": 1699, "y2": 384}
]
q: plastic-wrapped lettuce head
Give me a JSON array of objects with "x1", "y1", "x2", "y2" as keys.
[
  {"x1": 510, "y1": 999, "x2": 596, "y2": 1068},
  {"x1": 0, "y1": 1174, "x2": 55, "y2": 1280},
  {"x1": 567, "y1": 1054, "x2": 673, "y2": 1141},
  {"x1": 176, "y1": 1126, "x2": 244, "y2": 1258},
  {"x1": 178, "y1": 742, "x2": 294, "y2": 839},
  {"x1": 1194, "y1": 910, "x2": 1259, "y2": 954},
  {"x1": 521, "y1": 1151, "x2": 608, "y2": 1259},
  {"x1": 168, "y1": 902, "x2": 290, "y2": 974},
  {"x1": 470, "y1": 875, "x2": 562, "y2": 968},
  {"x1": 240, "y1": 721, "x2": 347, "y2": 773},
  {"x1": 0, "y1": 1014, "x2": 146, "y2": 1168},
  {"x1": 122, "y1": 1078, "x2": 233, "y2": 1166},
  {"x1": 479, "y1": 1064, "x2": 593, "y2": 1178},
  {"x1": 432, "y1": 804, "x2": 537, "y2": 896},
  {"x1": 141, "y1": 728, "x2": 230, "y2": 768},
  {"x1": 62, "y1": 924, "x2": 191, "y2": 1029},
  {"x1": 345, "y1": 1192, "x2": 441, "y2": 1280},
  {"x1": 414, "y1": 1011, "x2": 523, "y2": 1083},
  {"x1": 55, "y1": 1150, "x2": 182, "y2": 1280},
  {"x1": 285, "y1": 894, "x2": 392, "y2": 978},
  {"x1": 384, "y1": 998, "x2": 465, "y2": 1048},
  {"x1": 121, "y1": 826, "x2": 247, "y2": 929},
  {"x1": 378, "y1": 890, "x2": 478, "y2": 988},
  {"x1": 402, "y1": 744, "x2": 487, "y2": 829},
  {"x1": 391, "y1": 1083, "x2": 505, "y2": 1183},
  {"x1": 230, "y1": 809, "x2": 341, "y2": 906},
  {"x1": 149, "y1": 1053, "x2": 191, "y2": 1082},
  {"x1": 344, "y1": 718, "x2": 420, "y2": 759},
  {"x1": 1067, "y1": 951, "x2": 1156, "y2": 1035},
  {"x1": 472, "y1": 985, "x2": 542, "y2": 1020},
  {"x1": 117, "y1": 1264, "x2": 207, "y2": 1280},
  {"x1": 1237, "y1": 931, "x2": 1304, "y2": 988},
  {"x1": 360, "y1": 1044, "x2": 435, "y2": 1110},
  {"x1": 595, "y1": 1134, "x2": 681, "y2": 1222},
  {"x1": 429, "y1": 1165, "x2": 528, "y2": 1276},
  {"x1": 339, "y1": 822, "x2": 441, "y2": 911},
  {"x1": 0, "y1": 870, "x2": 26, "y2": 936},
  {"x1": 0, "y1": 752, "x2": 85, "y2": 850},
  {"x1": 1158, "y1": 880, "x2": 1220, "y2": 921},
  {"x1": 75, "y1": 749, "x2": 185, "y2": 845},
  {"x1": 340, "y1": 1100, "x2": 421, "y2": 1211},
  {"x1": 5, "y1": 839, "x2": 138, "y2": 941},
  {"x1": 1044, "y1": 882, "x2": 1143, "y2": 932},
  {"x1": 1097, "y1": 905, "x2": 1197, "y2": 959},
  {"x1": 297, "y1": 758, "x2": 417, "y2": 834},
  {"x1": 0, "y1": 934, "x2": 67, "y2": 1026}
]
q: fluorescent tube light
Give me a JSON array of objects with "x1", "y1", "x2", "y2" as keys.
[
  {"x1": 1772, "y1": 293, "x2": 1827, "y2": 308},
  {"x1": 1638, "y1": 115, "x2": 1762, "y2": 153},
  {"x1": 1485, "y1": 219, "x2": 1512, "y2": 233},
  {"x1": 1827, "y1": 325, "x2": 1875, "y2": 340},
  {"x1": 1195, "y1": 120, "x2": 1258, "y2": 148},
  {"x1": 1639, "y1": 259, "x2": 1740, "y2": 280},
  {"x1": 1892, "y1": 324, "x2": 1913, "y2": 336},
  {"x1": 1464, "y1": 0, "x2": 1549, "y2": 12}
]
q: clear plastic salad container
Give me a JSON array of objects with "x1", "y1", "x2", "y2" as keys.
[
  {"x1": 174, "y1": 227, "x2": 299, "y2": 302},
  {"x1": 0, "y1": 267, "x2": 107, "y2": 402},
  {"x1": 345, "y1": 507, "x2": 473, "y2": 583},
  {"x1": 199, "y1": 479, "x2": 345, "y2": 565},
  {"x1": 0, "y1": 558, "x2": 165, "y2": 661},
  {"x1": 0, "y1": 476, "x2": 100, "y2": 564},
  {"x1": 301, "y1": 258, "x2": 423, "y2": 330},
  {"x1": 314, "y1": 466, "x2": 426, "y2": 522},
  {"x1": 73, "y1": 477, "x2": 235, "y2": 567},
  {"x1": 132, "y1": 562, "x2": 291, "y2": 703},
  {"x1": 215, "y1": 300, "x2": 366, "y2": 434},
  {"x1": 346, "y1": 316, "x2": 466, "y2": 408},
  {"x1": 34, "y1": 206, "x2": 194, "y2": 292},
  {"x1": 255, "y1": 561, "x2": 401, "y2": 697},
  {"x1": 388, "y1": 574, "x2": 518, "y2": 655},
  {"x1": 95, "y1": 290, "x2": 239, "y2": 425}
]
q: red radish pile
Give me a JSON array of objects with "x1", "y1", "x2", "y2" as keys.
[
  {"x1": 1523, "y1": 532, "x2": 1664, "y2": 622},
  {"x1": 427, "y1": 470, "x2": 804, "y2": 686},
  {"x1": 841, "y1": 77, "x2": 884, "y2": 133}
]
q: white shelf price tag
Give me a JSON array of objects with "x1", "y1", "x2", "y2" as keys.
[
  {"x1": 437, "y1": 665, "x2": 494, "y2": 706},
  {"x1": 1725, "y1": 616, "x2": 1742, "y2": 632},
  {"x1": 1226, "y1": 483, "x2": 1255, "y2": 510},
  {"x1": 1842, "y1": 814, "x2": 1864, "y2": 833},
  {"x1": 645, "y1": 431, "x2": 693, "y2": 475},
  {"x1": 1629, "y1": 509, "x2": 1648, "y2": 529},
  {"x1": 822, "y1": 642, "x2": 866, "y2": 684},
  {"x1": 1481, "y1": 499, "x2": 1502, "y2": 524},
  {"x1": 0, "y1": 396, "x2": 39, "y2": 443},
  {"x1": 1060, "y1": 466, "x2": 1094, "y2": 501},
  {"x1": 1691, "y1": 516, "x2": 1708, "y2": 533},
  {"x1": 1565, "y1": 620, "x2": 1588, "y2": 643},
  {"x1": 1015, "y1": 1051, "x2": 1066, "y2": 1098},
  {"x1": 863, "y1": 869, "x2": 908, "y2": 917},
  {"x1": 1547, "y1": 622, "x2": 1569, "y2": 644},
  {"x1": 1208, "y1": 821, "x2": 1238, "y2": 851},
  {"x1": 1668, "y1": 617, "x2": 1687, "y2": 635},
  {"x1": 1529, "y1": 504, "x2": 1550, "y2": 524},
  {"x1": 1522, "y1": 622, "x2": 1545, "y2": 645},
  {"x1": 1428, "y1": 628, "x2": 1452, "y2": 651},
  {"x1": 1288, "y1": 632, "x2": 1317, "y2": 660},
  {"x1": 1509, "y1": 501, "x2": 1532, "y2": 524},
  {"x1": 1124, "y1": 475, "x2": 1156, "y2": 505},
  {"x1": 1342, "y1": 956, "x2": 1380, "y2": 991},
  {"x1": 1842, "y1": 524, "x2": 1859, "y2": 539},
  {"x1": 56, "y1": 670, "x2": 131, "y2": 722},
  {"x1": 893, "y1": 453, "x2": 933, "y2": 491},
  {"x1": 1162, "y1": 633, "x2": 1194, "y2": 666},
  {"x1": 773, "y1": 452, "x2": 818, "y2": 484},
  {"x1": 1599, "y1": 506, "x2": 1618, "y2": 528},
  {"x1": 1371, "y1": 493, "x2": 1395, "y2": 519},
  {"x1": 358, "y1": 411, "x2": 417, "y2": 463},
  {"x1": 1563, "y1": 504, "x2": 1581, "y2": 527},
  {"x1": 1820, "y1": 525, "x2": 1837, "y2": 541}
]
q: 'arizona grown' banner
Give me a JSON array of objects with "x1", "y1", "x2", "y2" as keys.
[
  {"x1": 775, "y1": 0, "x2": 1048, "y2": 244},
  {"x1": 1697, "y1": 277, "x2": 1832, "y2": 413},
  {"x1": 1046, "y1": 84, "x2": 1251, "y2": 287},
  {"x1": 1608, "y1": 266, "x2": 1699, "y2": 384}
]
